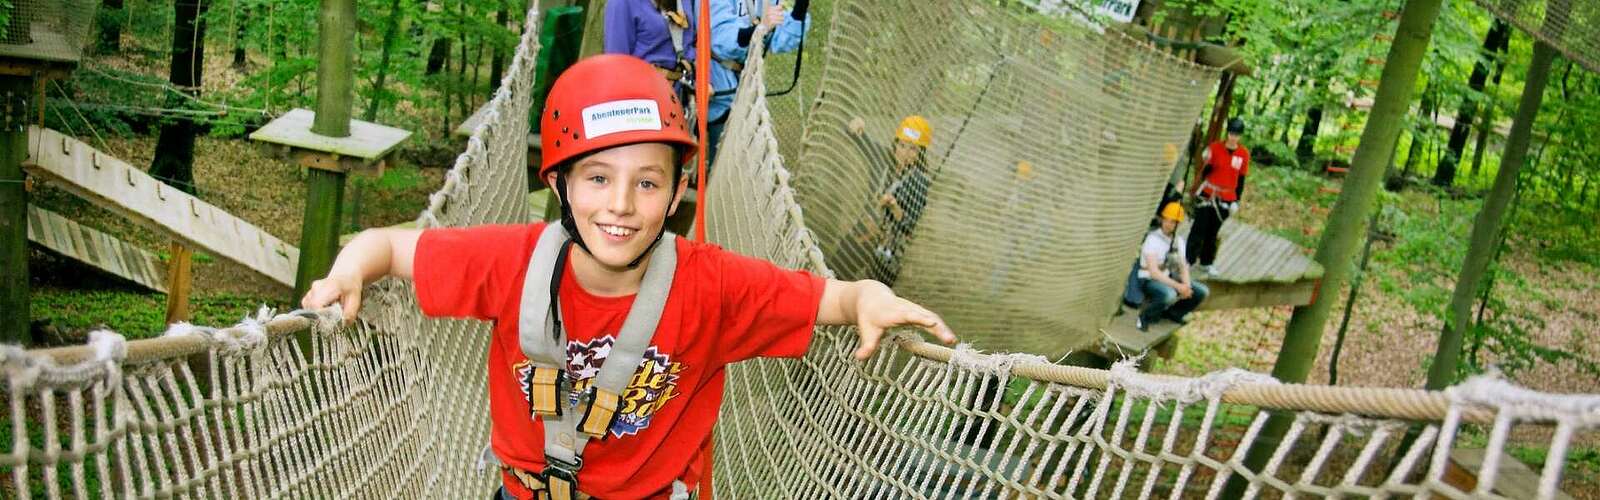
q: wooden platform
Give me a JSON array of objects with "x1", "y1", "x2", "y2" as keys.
[
  {"x1": 1448, "y1": 448, "x2": 1573, "y2": 499},
  {"x1": 250, "y1": 109, "x2": 412, "y2": 162},
  {"x1": 27, "y1": 205, "x2": 167, "y2": 293},
  {"x1": 1098, "y1": 310, "x2": 1182, "y2": 361},
  {"x1": 24, "y1": 127, "x2": 299, "y2": 289},
  {"x1": 1193, "y1": 219, "x2": 1323, "y2": 311}
]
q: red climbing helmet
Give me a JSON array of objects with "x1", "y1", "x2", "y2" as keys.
[{"x1": 539, "y1": 54, "x2": 696, "y2": 178}]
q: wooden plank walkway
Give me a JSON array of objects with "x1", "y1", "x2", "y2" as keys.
[
  {"x1": 27, "y1": 205, "x2": 167, "y2": 293},
  {"x1": 24, "y1": 127, "x2": 298, "y2": 289}
]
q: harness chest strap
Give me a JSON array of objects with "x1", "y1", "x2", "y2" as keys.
[{"x1": 514, "y1": 223, "x2": 679, "y2": 499}]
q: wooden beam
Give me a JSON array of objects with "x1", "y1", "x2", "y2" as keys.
[
  {"x1": 1197, "y1": 279, "x2": 1318, "y2": 311},
  {"x1": 164, "y1": 243, "x2": 193, "y2": 323},
  {"x1": 24, "y1": 126, "x2": 299, "y2": 289},
  {"x1": 27, "y1": 204, "x2": 167, "y2": 293}
]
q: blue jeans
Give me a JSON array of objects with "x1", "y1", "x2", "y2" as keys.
[{"x1": 1139, "y1": 279, "x2": 1208, "y2": 324}]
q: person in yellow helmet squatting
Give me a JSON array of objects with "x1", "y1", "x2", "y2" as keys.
[
  {"x1": 835, "y1": 114, "x2": 934, "y2": 286},
  {"x1": 1131, "y1": 202, "x2": 1208, "y2": 332},
  {"x1": 300, "y1": 55, "x2": 957, "y2": 500}
]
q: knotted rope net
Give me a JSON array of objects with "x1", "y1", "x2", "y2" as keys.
[
  {"x1": 786, "y1": 0, "x2": 1216, "y2": 356},
  {"x1": 1473, "y1": 0, "x2": 1599, "y2": 73},
  {"x1": 4, "y1": 1, "x2": 1598, "y2": 499}
]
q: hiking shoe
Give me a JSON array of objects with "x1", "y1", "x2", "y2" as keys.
[
  {"x1": 1165, "y1": 313, "x2": 1190, "y2": 325},
  {"x1": 1193, "y1": 265, "x2": 1214, "y2": 279},
  {"x1": 1135, "y1": 316, "x2": 1150, "y2": 332}
]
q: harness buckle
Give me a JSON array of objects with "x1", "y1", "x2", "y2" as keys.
[{"x1": 541, "y1": 455, "x2": 583, "y2": 500}]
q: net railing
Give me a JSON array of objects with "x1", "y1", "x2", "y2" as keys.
[{"x1": 5, "y1": 1, "x2": 1599, "y2": 499}]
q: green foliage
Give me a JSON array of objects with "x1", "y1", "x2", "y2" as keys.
[
  {"x1": 0, "y1": 0, "x2": 12, "y2": 41},
  {"x1": 373, "y1": 164, "x2": 425, "y2": 191},
  {"x1": 31, "y1": 287, "x2": 282, "y2": 342}
]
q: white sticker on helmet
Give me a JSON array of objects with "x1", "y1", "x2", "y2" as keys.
[{"x1": 582, "y1": 99, "x2": 662, "y2": 139}]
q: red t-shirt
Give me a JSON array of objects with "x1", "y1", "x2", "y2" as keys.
[
  {"x1": 1199, "y1": 141, "x2": 1250, "y2": 202},
  {"x1": 413, "y1": 222, "x2": 825, "y2": 499}
]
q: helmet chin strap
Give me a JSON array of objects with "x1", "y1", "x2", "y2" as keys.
[{"x1": 553, "y1": 171, "x2": 673, "y2": 270}]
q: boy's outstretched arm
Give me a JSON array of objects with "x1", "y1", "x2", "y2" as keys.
[
  {"x1": 817, "y1": 279, "x2": 958, "y2": 360},
  {"x1": 300, "y1": 228, "x2": 422, "y2": 320}
]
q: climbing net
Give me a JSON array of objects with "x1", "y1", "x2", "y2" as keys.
[
  {"x1": 1473, "y1": 0, "x2": 1600, "y2": 73},
  {"x1": 788, "y1": 0, "x2": 1217, "y2": 356},
  {"x1": 4, "y1": 1, "x2": 1598, "y2": 499}
]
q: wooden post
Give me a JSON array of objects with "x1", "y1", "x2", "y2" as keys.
[
  {"x1": 294, "y1": 0, "x2": 356, "y2": 300},
  {"x1": 0, "y1": 75, "x2": 30, "y2": 343},
  {"x1": 164, "y1": 242, "x2": 194, "y2": 322}
]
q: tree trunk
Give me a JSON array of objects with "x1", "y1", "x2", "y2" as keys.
[
  {"x1": 426, "y1": 39, "x2": 451, "y2": 75},
  {"x1": 425, "y1": 38, "x2": 451, "y2": 75},
  {"x1": 232, "y1": 3, "x2": 250, "y2": 68},
  {"x1": 1295, "y1": 105, "x2": 1323, "y2": 165},
  {"x1": 1468, "y1": 42, "x2": 1510, "y2": 181},
  {"x1": 1426, "y1": 34, "x2": 1563, "y2": 390},
  {"x1": 1399, "y1": 88, "x2": 1435, "y2": 182},
  {"x1": 1224, "y1": 0, "x2": 1446, "y2": 495},
  {"x1": 489, "y1": 5, "x2": 509, "y2": 95},
  {"x1": 1433, "y1": 20, "x2": 1510, "y2": 187},
  {"x1": 364, "y1": 0, "x2": 406, "y2": 122},
  {"x1": 98, "y1": 0, "x2": 125, "y2": 54},
  {"x1": 150, "y1": 0, "x2": 211, "y2": 195},
  {"x1": 455, "y1": 1, "x2": 469, "y2": 123},
  {"x1": 470, "y1": 35, "x2": 484, "y2": 109},
  {"x1": 0, "y1": 76, "x2": 30, "y2": 343}
]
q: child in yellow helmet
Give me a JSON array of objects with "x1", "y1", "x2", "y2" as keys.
[
  {"x1": 1127, "y1": 202, "x2": 1208, "y2": 331},
  {"x1": 835, "y1": 115, "x2": 934, "y2": 286}
]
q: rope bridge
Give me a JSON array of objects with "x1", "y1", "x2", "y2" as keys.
[{"x1": 5, "y1": 1, "x2": 1598, "y2": 498}]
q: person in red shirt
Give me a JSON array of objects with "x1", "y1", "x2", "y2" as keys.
[
  {"x1": 1188, "y1": 117, "x2": 1250, "y2": 278},
  {"x1": 299, "y1": 54, "x2": 956, "y2": 500}
]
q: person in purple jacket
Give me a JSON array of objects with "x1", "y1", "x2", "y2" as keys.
[{"x1": 604, "y1": 0, "x2": 695, "y2": 83}]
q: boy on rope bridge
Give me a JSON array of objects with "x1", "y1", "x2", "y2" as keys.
[
  {"x1": 1128, "y1": 202, "x2": 1208, "y2": 332},
  {"x1": 1188, "y1": 117, "x2": 1251, "y2": 278},
  {"x1": 300, "y1": 55, "x2": 956, "y2": 500},
  {"x1": 833, "y1": 115, "x2": 933, "y2": 287}
]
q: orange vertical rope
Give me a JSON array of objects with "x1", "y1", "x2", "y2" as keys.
[{"x1": 693, "y1": 0, "x2": 712, "y2": 243}]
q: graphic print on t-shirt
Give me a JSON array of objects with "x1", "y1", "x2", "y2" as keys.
[{"x1": 514, "y1": 335, "x2": 687, "y2": 438}]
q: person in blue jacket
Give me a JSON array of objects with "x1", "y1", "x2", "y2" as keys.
[{"x1": 683, "y1": 0, "x2": 811, "y2": 173}]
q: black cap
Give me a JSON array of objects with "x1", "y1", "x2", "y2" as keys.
[{"x1": 1226, "y1": 117, "x2": 1245, "y2": 134}]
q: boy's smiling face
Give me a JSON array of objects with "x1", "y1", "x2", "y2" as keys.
[{"x1": 548, "y1": 142, "x2": 685, "y2": 271}]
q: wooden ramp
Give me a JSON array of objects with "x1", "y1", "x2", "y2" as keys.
[
  {"x1": 23, "y1": 127, "x2": 299, "y2": 289},
  {"x1": 28, "y1": 205, "x2": 167, "y2": 293}
]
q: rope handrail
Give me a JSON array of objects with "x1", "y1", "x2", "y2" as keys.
[{"x1": 12, "y1": 312, "x2": 1565, "y2": 426}]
